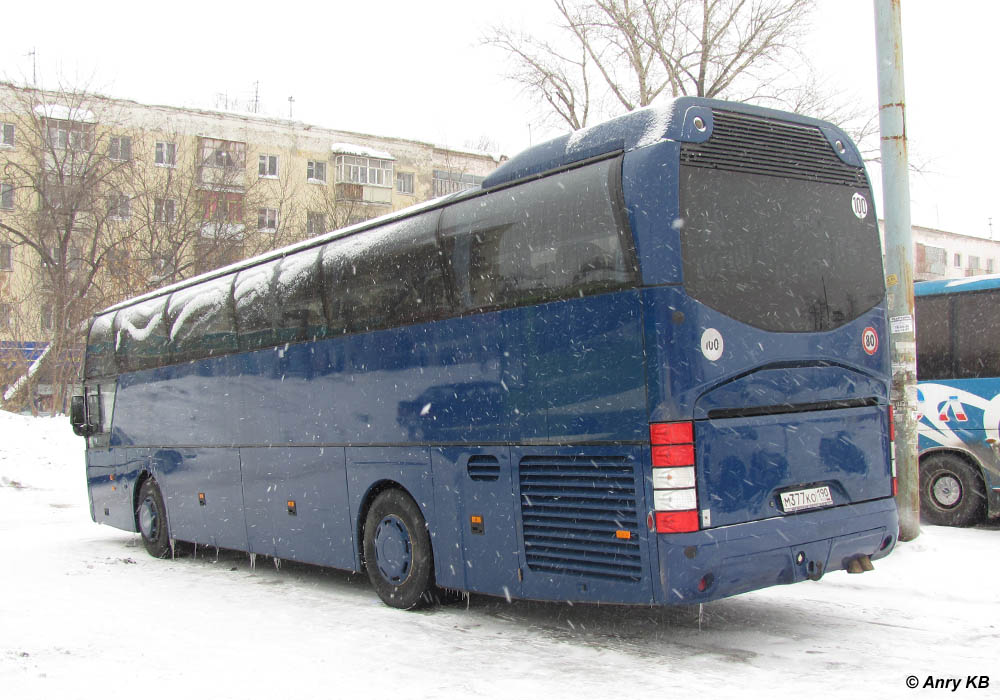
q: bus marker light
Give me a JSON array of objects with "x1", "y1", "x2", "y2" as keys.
[
  {"x1": 287, "y1": 500, "x2": 297, "y2": 515},
  {"x1": 470, "y1": 515, "x2": 485, "y2": 535},
  {"x1": 615, "y1": 530, "x2": 632, "y2": 540},
  {"x1": 654, "y1": 488, "x2": 697, "y2": 511},
  {"x1": 654, "y1": 510, "x2": 699, "y2": 533},
  {"x1": 198, "y1": 493, "x2": 206, "y2": 506},
  {"x1": 697, "y1": 573, "x2": 714, "y2": 592},
  {"x1": 652, "y1": 466, "x2": 695, "y2": 489}
]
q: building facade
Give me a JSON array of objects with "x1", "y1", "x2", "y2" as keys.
[
  {"x1": 906, "y1": 221, "x2": 1000, "y2": 282},
  {"x1": 0, "y1": 82, "x2": 501, "y2": 411}
]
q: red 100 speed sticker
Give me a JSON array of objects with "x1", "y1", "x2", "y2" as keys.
[{"x1": 862, "y1": 326, "x2": 879, "y2": 355}]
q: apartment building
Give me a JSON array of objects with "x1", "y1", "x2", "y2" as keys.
[
  {"x1": 0, "y1": 82, "x2": 501, "y2": 410},
  {"x1": 907, "y1": 222, "x2": 1000, "y2": 282}
]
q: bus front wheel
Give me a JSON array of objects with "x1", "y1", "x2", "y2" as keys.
[
  {"x1": 136, "y1": 479, "x2": 171, "y2": 558},
  {"x1": 919, "y1": 454, "x2": 986, "y2": 527},
  {"x1": 363, "y1": 489, "x2": 435, "y2": 609}
]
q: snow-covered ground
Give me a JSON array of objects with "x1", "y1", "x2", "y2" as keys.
[{"x1": 1, "y1": 412, "x2": 997, "y2": 699}]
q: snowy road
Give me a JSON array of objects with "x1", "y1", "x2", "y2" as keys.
[{"x1": 1, "y1": 414, "x2": 997, "y2": 699}]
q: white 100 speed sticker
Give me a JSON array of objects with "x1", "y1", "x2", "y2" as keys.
[{"x1": 700, "y1": 328, "x2": 724, "y2": 361}]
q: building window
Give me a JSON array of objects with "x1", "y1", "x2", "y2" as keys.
[
  {"x1": 258, "y1": 154, "x2": 278, "y2": 178},
  {"x1": 109, "y1": 135, "x2": 132, "y2": 161},
  {"x1": 44, "y1": 119, "x2": 94, "y2": 151},
  {"x1": 1, "y1": 123, "x2": 13, "y2": 147},
  {"x1": 954, "y1": 253, "x2": 962, "y2": 268},
  {"x1": 988, "y1": 259, "x2": 995, "y2": 274},
  {"x1": 200, "y1": 137, "x2": 246, "y2": 170},
  {"x1": 432, "y1": 170, "x2": 485, "y2": 197},
  {"x1": 155, "y1": 141, "x2": 176, "y2": 167},
  {"x1": 0, "y1": 303, "x2": 11, "y2": 329},
  {"x1": 40, "y1": 307, "x2": 53, "y2": 332},
  {"x1": 307, "y1": 161, "x2": 327, "y2": 184},
  {"x1": 0, "y1": 244, "x2": 11, "y2": 270},
  {"x1": 335, "y1": 155, "x2": 393, "y2": 187},
  {"x1": 396, "y1": 172, "x2": 414, "y2": 195},
  {"x1": 0, "y1": 183, "x2": 13, "y2": 210},
  {"x1": 39, "y1": 247, "x2": 60, "y2": 268},
  {"x1": 108, "y1": 193, "x2": 131, "y2": 220},
  {"x1": 154, "y1": 198, "x2": 176, "y2": 224},
  {"x1": 306, "y1": 211, "x2": 325, "y2": 235},
  {"x1": 968, "y1": 255, "x2": 981, "y2": 273},
  {"x1": 258, "y1": 207, "x2": 278, "y2": 231}
]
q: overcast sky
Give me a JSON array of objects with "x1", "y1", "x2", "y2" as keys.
[{"x1": 2, "y1": 0, "x2": 996, "y2": 238}]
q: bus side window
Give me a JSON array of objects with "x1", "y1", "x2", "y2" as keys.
[
  {"x1": 274, "y1": 247, "x2": 327, "y2": 343},
  {"x1": 326, "y1": 211, "x2": 450, "y2": 334},
  {"x1": 167, "y1": 274, "x2": 238, "y2": 363},
  {"x1": 953, "y1": 290, "x2": 1000, "y2": 379},
  {"x1": 85, "y1": 311, "x2": 118, "y2": 379},
  {"x1": 439, "y1": 158, "x2": 632, "y2": 314},
  {"x1": 114, "y1": 297, "x2": 169, "y2": 372},
  {"x1": 915, "y1": 296, "x2": 952, "y2": 380},
  {"x1": 234, "y1": 260, "x2": 280, "y2": 352}
]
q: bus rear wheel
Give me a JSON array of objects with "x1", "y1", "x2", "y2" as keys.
[
  {"x1": 363, "y1": 489, "x2": 435, "y2": 609},
  {"x1": 919, "y1": 454, "x2": 985, "y2": 527},
  {"x1": 136, "y1": 478, "x2": 171, "y2": 558}
]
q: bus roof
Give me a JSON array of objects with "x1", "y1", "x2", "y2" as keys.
[
  {"x1": 482, "y1": 96, "x2": 862, "y2": 188},
  {"x1": 914, "y1": 275, "x2": 1000, "y2": 297}
]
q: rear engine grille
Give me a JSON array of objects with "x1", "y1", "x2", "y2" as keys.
[
  {"x1": 518, "y1": 455, "x2": 642, "y2": 583},
  {"x1": 680, "y1": 110, "x2": 867, "y2": 187}
]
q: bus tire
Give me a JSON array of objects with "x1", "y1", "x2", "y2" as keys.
[
  {"x1": 136, "y1": 479, "x2": 171, "y2": 558},
  {"x1": 919, "y1": 454, "x2": 986, "y2": 527},
  {"x1": 363, "y1": 489, "x2": 435, "y2": 610}
]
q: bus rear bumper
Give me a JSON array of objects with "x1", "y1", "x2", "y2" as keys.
[{"x1": 653, "y1": 497, "x2": 899, "y2": 605}]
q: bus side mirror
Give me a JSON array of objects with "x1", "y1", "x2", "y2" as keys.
[{"x1": 70, "y1": 395, "x2": 92, "y2": 437}]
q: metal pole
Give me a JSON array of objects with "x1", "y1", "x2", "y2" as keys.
[{"x1": 874, "y1": 0, "x2": 919, "y2": 541}]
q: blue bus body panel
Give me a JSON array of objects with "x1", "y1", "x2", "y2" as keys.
[
  {"x1": 105, "y1": 289, "x2": 648, "y2": 592},
  {"x1": 917, "y1": 379, "x2": 1000, "y2": 515},
  {"x1": 639, "y1": 286, "x2": 890, "y2": 421}
]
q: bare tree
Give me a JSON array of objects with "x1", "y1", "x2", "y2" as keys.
[
  {"x1": 0, "y1": 82, "x2": 142, "y2": 411},
  {"x1": 486, "y1": 0, "x2": 822, "y2": 129}
]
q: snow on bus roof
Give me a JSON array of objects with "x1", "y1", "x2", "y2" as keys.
[{"x1": 330, "y1": 143, "x2": 395, "y2": 160}]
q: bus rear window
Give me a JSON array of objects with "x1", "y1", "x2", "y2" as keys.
[{"x1": 679, "y1": 167, "x2": 884, "y2": 332}]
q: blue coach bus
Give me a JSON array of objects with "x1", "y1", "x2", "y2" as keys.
[
  {"x1": 914, "y1": 276, "x2": 1000, "y2": 526},
  {"x1": 71, "y1": 98, "x2": 898, "y2": 609}
]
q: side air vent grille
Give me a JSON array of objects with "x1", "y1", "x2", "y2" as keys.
[
  {"x1": 518, "y1": 455, "x2": 642, "y2": 583},
  {"x1": 467, "y1": 454, "x2": 501, "y2": 481},
  {"x1": 680, "y1": 110, "x2": 867, "y2": 187}
]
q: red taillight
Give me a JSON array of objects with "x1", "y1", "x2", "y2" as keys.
[
  {"x1": 650, "y1": 421, "x2": 700, "y2": 534},
  {"x1": 892, "y1": 477, "x2": 898, "y2": 496},
  {"x1": 888, "y1": 404, "x2": 895, "y2": 442},
  {"x1": 654, "y1": 510, "x2": 699, "y2": 533},
  {"x1": 652, "y1": 444, "x2": 695, "y2": 467},
  {"x1": 650, "y1": 422, "x2": 693, "y2": 445}
]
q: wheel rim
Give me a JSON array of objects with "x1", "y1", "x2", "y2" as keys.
[
  {"x1": 373, "y1": 514, "x2": 412, "y2": 584},
  {"x1": 139, "y1": 495, "x2": 159, "y2": 540},
  {"x1": 931, "y1": 473, "x2": 963, "y2": 509}
]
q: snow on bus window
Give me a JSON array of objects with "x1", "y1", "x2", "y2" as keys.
[
  {"x1": 234, "y1": 259, "x2": 280, "y2": 351},
  {"x1": 274, "y1": 247, "x2": 325, "y2": 343},
  {"x1": 167, "y1": 274, "x2": 237, "y2": 361},
  {"x1": 114, "y1": 296, "x2": 169, "y2": 371},
  {"x1": 85, "y1": 311, "x2": 118, "y2": 378}
]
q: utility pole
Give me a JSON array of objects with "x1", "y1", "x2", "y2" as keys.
[{"x1": 874, "y1": 0, "x2": 919, "y2": 541}]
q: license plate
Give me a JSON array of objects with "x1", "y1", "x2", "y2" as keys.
[{"x1": 780, "y1": 486, "x2": 833, "y2": 513}]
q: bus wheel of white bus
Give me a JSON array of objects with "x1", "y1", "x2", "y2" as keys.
[
  {"x1": 919, "y1": 454, "x2": 986, "y2": 527},
  {"x1": 363, "y1": 489, "x2": 435, "y2": 610},
  {"x1": 136, "y1": 479, "x2": 171, "y2": 558}
]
